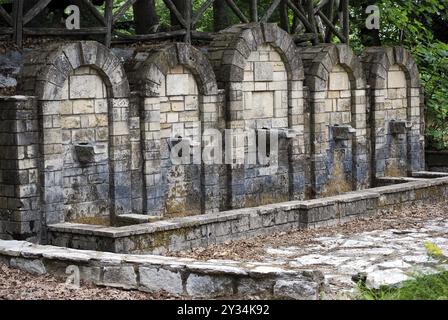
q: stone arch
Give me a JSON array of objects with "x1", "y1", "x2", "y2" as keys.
[
  {"x1": 19, "y1": 41, "x2": 129, "y2": 100},
  {"x1": 17, "y1": 41, "x2": 132, "y2": 227},
  {"x1": 208, "y1": 23, "x2": 307, "y2": 209},
  {"x1": 361, "y1": 46, "x2": 424, "y2": 179},
  {"x1": 299, "y1": 44, "x2": 369, "y2": 197},
  {"x1": 129, "y1": 43, "x2": 218, "y2": 97},
  {"x1": 128, "y1": 43, "x2": 223, "y2": 217},
  {"x1": 208, "y1": 23, "x2": 304, "y2": 85}
]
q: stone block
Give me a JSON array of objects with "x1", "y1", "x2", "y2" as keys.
[
  {"x1": 102, "y1": 266, "x2": 138, "y2": 289},
  {"x1": 273, "y1": 279, "x2": 319, "y2": 300},
  {"x1": 166, "y1": 74, "x2": 190, "y2": 96},
  {"x1": 252, "y1": 91, "x2": 274, "y2": 118},
  {"x1": 139, "y1": 267, "x2": 183, "y2": 295},
  {"x1": 10, "y1": 258, "x2": 46, "y2": 275},
  {"x1": 69, "y1": 74, "x2": 105, "y2": 99},
  {"x1": 254, "y1": 62, "x2": 273, "y2": 81},
  {"x1": 329, "y1": 70, "x2": 350, "y2": 91},
  {"x1": 186, "y1": 274, "x2": 233, "y2": 297}
]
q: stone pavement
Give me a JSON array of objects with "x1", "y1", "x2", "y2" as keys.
[{"x1": 258, "y1": 218, "x2": 448, "y2": 299}]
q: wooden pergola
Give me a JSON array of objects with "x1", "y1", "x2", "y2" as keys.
[{"x1": 0, "y1": 0, "x2": 350, "y2": 48}]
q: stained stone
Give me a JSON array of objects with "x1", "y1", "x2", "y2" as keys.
[
  {"x1": 10, "y1": 257, "x2": 46, "y2": 275},
  {"x1": 273, "y1": 280, "x2": 318, "y2": 300},
  {"x1": 365, "y1": 269, "x2": 410, "y2": 289},
  {"x1": 139, "y1": 267, "x2": 183, "y2": 294}
]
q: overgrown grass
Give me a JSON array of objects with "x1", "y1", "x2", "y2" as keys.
[{"x1": 358, "y1": 271, "x2": 448, "y2": 300}]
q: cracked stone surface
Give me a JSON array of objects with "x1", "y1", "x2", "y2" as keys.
[{"x1": 258, "y1": 219, "x2": 448, "y2": 299}]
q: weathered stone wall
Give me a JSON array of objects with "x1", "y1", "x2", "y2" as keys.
[
  {"x1": 0, "y1": 25, "x2": 426, "y2": 244},
  {"x1": 59, "y1": 67, "x2": 110, "y2": 224},
  {"x1": 0, "y1": 239, "x2": 324, "y2": 299},
  {"x1": 14, "y1": 41, "x2": 132, "y2": 240},
  {"x1": 126, "y1": 43, "x2": 224, "y2": 217},
  {"x1": 0, "y1": 96, "x2": 39, "y2": 242},
  {"x1": 208, "y1": 23, "x2": 307, "y2": 209},
  {"x1": 299, "y1": 45, "x2": 369, "y2": 197},
  {"x1": 361, "y1": 47, "x2": 424, "y2": 180},
  {"x1": 47, "y1": 176, "x2": 448, "y2": 254}
]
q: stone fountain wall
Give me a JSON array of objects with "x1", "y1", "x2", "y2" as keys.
[{"x1": 0, "y1": 23, "x2": 425, "y2": 243}]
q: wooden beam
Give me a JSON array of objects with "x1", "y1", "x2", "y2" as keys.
[
  {"x1": 250, "y1": 0, "x2": 258, "y2": 22},
  {"x1": 114, "y1": 29, "x2": 186, "y2": 41},
  {"x1": 0, "y1": 5, "x2": 13, "y2": 26},
  {"x1": 260, "y1": 0, "x2": 282, "y2": 23},
  {"x1": 13, "y1": 0, "x2": 23, "y2": 48},
  {"x1": 224, "y1": 0, "x2": 249, "y2": 23},
  {"x1": 24, "y1": 27, "x2": 108, "y2": 35},
  {"x1": 286, "y1": 0, "x2": 315, "y2": 34},
  {"x1": 279, "y1": 0, "x2": 290, "y2": 33},
  {"x1": 23, "y1": 0, "x2": 51, "y2": 26},
  {"x1": 184, "y1": 0, "x2": 192, "y2": 43},
  {"x1": 114, "y1": 30, "x2": 217, "y2": 43},
  {"x1": 104, "y1": 0, "x2": 113, "y2": 47},
  {"x1": 341, "y1": 0, "x2": 349, "y2": 44},
  {"x1": 306, "y1": 0, "x2": 317, "y2": 34},
  {"x1": 191, "y1": 31, "x2": 216, "y2": 41},
  {"x1": 324, "y1": 0, "x2": 335, "y2": 42},
  {"x1": 80, "y1": 0, "x2": 106, "y2": 26},
  {"x1": 0, "y1": 27, "x2": 13, "y2": 35},
  {"x1": 293, "y1": 32, "x2": 318, "y2": 43},
  {"x1": 192, "y1": 0, "x2": 215, "y2": 28},
  {"x1": 162, "y1": 0, "x2": 187, "y2": 28},
  {"x1": 113, "y1": 0, "x2": 139, "y2": 24},
  {"x1": 317, "y1": 9, "x2": 346, "y2": 43}
]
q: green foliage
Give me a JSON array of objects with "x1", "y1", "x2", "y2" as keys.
[
  {"x1": 358, "y1": 272, "x2": 448, "y2": 300},
  {"x1": 351, "y1": 0, "x2": 448, "y2": 150},
  {"x1": 358, "y1": 243, "x2": 448, "y2": 300}
]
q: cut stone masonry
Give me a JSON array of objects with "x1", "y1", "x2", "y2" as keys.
[{"x1": 0, "y1": 23, "x2": 426, "y2": 249}]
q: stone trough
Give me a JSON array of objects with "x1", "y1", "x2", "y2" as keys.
[{"x1": 47, "y1": 175, "x2": 448, "y2": 255}]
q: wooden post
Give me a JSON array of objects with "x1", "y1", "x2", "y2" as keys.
[
  {"x1": 105, "y1": 0, "x2": 113, "y2": 47},
  {"x1": 306, "y1": 0, "x2": 318, "y2": 44},
  {"x1": 184, "y1": 0, "x2": 191, "y2": 43},
  {"x1": 342, "y1": 0, "x2": 349, "y2": 44},
  {"x1": 324, "y1": 0, "x2": 335, "y2": 42},
  {"x1": 279, "y1": 0, "x2": 290, "y2": 33},
  {"x1": 13, "y1": 0, "x2": 24, "y2": 48},
  {"x1": 250, "y1": 0, "x2": 258, "y2": 22}
]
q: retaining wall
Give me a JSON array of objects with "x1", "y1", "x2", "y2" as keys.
[
  {"x1": 47, "y1": 176, "x2": 448, "y2": 254},
  {"x1": 0, "y1": 239, "x2": 324, "y2": 299}
]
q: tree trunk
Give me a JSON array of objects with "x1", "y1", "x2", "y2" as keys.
[
  {"x1": 133, "y1": 0, "x2": 159, "y2": 34},
  {"x1": 213, "y1": 0, "x2": 230, "y2": 32}
]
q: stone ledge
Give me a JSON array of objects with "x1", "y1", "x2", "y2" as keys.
[
  {"x1": 46, "y1": 178, "x2": 448, "y2": 254},
  {"x1": 0, "y1": 239, "x2": 324, "y2": 299}
]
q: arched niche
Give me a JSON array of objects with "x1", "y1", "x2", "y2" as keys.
[
  {"x1": 128, "y1": 43, "x2": 223, "y2": 217},
  {"x1": 208, "y1": 23, "x2": 307, "y2": 209},
  {"x1": 17, "y1": 41, "x2": 132, "y2": 226},
  {"x1": 299, "y1": 44, "x2": 369, "y2": 197},
  {"x1": 361, "y1": 46, "x2": 424, "y2": 179}
]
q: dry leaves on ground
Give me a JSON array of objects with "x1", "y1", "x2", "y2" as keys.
[{"x1": 169, "y1": 202, "x2": 448, "y2": 262}]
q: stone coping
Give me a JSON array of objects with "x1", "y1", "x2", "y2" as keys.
[
  {"x1": 48, "y1": 176, "x2": 448, "y2": 239},
  {"x1": 0, "y1": 95, "x2": 33, "y2": 101},
  {"x1": 412, "y1": 171, "x2": 448, "y2": 178},
  {"x1": 0, "y1": 240, "x2": 324, "y2": 299}
]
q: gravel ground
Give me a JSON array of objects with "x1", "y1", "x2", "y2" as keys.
[
  {"x1": 0, "y1": 263, "x2": 180, "y2": 300},
  {"x1": 169, "y1": 201, "x2": 448, "y2": 262}
]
